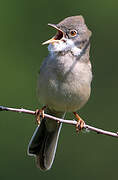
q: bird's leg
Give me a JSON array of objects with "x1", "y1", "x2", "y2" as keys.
[
  {"x1": 73, "y1": 112, "x2": 85, "y2": 132},
  {"x1": 35, "y1": 106, "x2": 46, "y2": 125}
]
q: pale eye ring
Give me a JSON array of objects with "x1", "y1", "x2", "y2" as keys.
[{"x1": 70, "y1": 30, "x2": 77, "y2": 36}]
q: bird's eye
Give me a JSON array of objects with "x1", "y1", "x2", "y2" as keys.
[{"x1": 70, "y1": 30, "x2": 77, "y2": 37}]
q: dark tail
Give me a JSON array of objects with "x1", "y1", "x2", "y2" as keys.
[{"x1": 28, "y1": 111, "x2": 65, "y2": 170}]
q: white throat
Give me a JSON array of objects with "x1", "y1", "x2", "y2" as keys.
[{"x1": 48, "y1": 39, "x2": 82, "y2": 57}]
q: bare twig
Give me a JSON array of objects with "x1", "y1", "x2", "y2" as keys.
[{"x1": 0, "y1": 105, "x2": 118, "y2": 138}]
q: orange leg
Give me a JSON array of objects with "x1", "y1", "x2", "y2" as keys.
[
  {"x1": 35, "y1": 106, "x2": 46, "y2": 125},
  {"x1": 73, "y1": 112, "x2": 85, "y2": 132}
]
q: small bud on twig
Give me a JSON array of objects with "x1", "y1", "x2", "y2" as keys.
[{"x1": 0, "y1": 105, "x2": 118, "y2": 138}]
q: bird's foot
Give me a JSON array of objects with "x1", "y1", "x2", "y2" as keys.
[
  {"x1": 35, "y1": 106, "x2": 46, "y2": 125},
  {"x1": 73, "y1": 112, "x2": 85, "y2": 133}
]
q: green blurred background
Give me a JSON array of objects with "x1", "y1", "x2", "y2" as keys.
[{"x1": 0, "y1": 0, "x2": 118, "y2": 179}]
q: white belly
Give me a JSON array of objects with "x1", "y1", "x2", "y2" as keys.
[{"x1": 37, "y1": 54, "x2": 92, "y2": 112}]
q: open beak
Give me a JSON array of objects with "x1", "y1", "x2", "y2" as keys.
[{"x1": 42, "y1": 23, "x2": 64, "y2": 45}]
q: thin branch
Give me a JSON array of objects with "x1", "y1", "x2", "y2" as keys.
[{"x1": 0, "y1": 105, "x2": 118, "y2": 138}]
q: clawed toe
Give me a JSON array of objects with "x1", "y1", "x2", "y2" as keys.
[
  {"x1": 76, "y1": 118, "x2": 85, "y2": 133},
  {"x1": 73, "y1": 112, "x2": 85, "y2": 133},
  {"x1": 35, "y1": 106, "x2": 46, "y2": 124}
]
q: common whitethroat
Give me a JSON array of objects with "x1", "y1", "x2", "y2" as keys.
[{"x1": 28, "y1": 16, "x2": 92, "y2": 171}]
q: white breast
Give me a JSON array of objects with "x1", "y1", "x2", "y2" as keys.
[{"x1": 37, "y1": 51, "x2": 92, "y2": 112}]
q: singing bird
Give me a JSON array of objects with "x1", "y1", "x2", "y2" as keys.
[{"x1": 28, "y1": 16, "x2": 92, "y2": 170}]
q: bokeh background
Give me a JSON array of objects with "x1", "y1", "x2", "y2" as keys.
[{"x1": 0, "y1": 0, "x2": 118, "y2": 179}]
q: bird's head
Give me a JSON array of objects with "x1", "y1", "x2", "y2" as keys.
[{"x1": 42, "y1": 16, "x2": 91, "y2": 55}]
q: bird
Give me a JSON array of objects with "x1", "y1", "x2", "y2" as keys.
[{"x1": 27, "y1": 15, "x2": 92, "y2": 171}]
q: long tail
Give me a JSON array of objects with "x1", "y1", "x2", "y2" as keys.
[{"x1": 28, "y1": 110, "x2": 65, "y2": 170}]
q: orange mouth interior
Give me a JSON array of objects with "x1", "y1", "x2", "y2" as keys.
[{"x1": 54, "y1": 30, "x2": 63, "y2": 40}]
